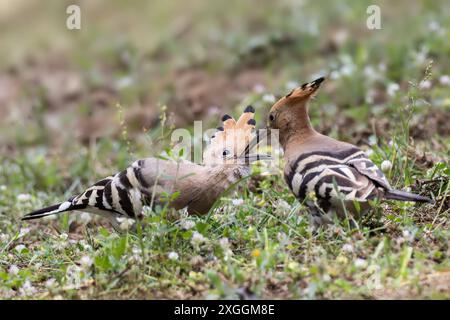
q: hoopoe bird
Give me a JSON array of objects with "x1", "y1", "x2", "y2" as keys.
[
  {"x1": 22, "y1": 106, "x2": 269, "y2": 227},
  {"x1": 267, "y1": 77, "x2": 432, "y2": 227}
]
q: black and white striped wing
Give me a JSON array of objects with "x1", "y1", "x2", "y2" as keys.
[
  {"x1": 346, "y1": 156, "x2": 392, "y2": 190},
  {"x1": 286, "y1": 147, "x2": 382, "y2": 204},
  {"x1": 71, "y1": 159, "x2": 151, "y2": 218}
]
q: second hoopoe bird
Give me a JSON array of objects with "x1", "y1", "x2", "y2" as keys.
[
  {"x1": 267, "y1": 77, "x2": 432, "y2": 228},
  {"x1": 22, "y1": 106, "x2": 269, "y2": 227}
]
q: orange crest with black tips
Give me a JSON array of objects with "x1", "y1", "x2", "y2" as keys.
[{"x1": 204, "y1": 106, "x2": 256, "y2": 165}]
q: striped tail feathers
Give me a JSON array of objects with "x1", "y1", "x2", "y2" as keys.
[
  {"x1": 22, "y1": 200, "x2": 83, "y2": 221},
  {"x1": 384, "y1": 189, "x2": 433, "y2": 203}
]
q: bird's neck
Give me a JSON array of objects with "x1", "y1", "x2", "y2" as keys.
[
  {"x1": 279, "y1": 104, "x2": 317, "y2": 151},
  {"x1": 184, "y1": 164, "x2": 249, "y2": 215}
]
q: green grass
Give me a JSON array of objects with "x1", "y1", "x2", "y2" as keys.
[{"x1": 0, "y1": 0, "x2": 449, "y2": 299}]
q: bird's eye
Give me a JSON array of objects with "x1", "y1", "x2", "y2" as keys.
[
  {"x1": 269, "y1": 114, "x2": 275, "y2": 122},
  {"x1": 222, "y1": 149, "x2": 230, "y2": 157}
]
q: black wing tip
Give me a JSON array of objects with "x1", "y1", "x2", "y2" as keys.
[
  {"x1": 244, "y1": 105, "x2": 255, "y2": 113},
  {"x1": 247, "y1": 119, "x2": 256, "y2": 126},
  {"x1": 221, "y1": 114, "x2": 232, "y2": 122}
]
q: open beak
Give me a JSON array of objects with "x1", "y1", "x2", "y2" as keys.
[{"x1": 237, "y1": 153, "x2": 272, "y2": 165}]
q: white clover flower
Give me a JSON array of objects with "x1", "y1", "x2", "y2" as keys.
[
  {"x1": 15, "y1": 244, "x2": 26, "y2": 253},
  {"x1": 439, "y1": 75, "x2": 450, "y2": 86},
  {"x1": 180, "y1": 219, "x2": 195, "y2": 230},
  {"x1": 322, "y1": 274, "x2": 331, "y2": 282},
  {"x1": 79, "y1": 255, "x2": 93, "y2": 268},
  {"x1": 0, "y1": 233, "x2": 9, "y2": 242},
  {"x1": 354, "y1": 258, "x2": 367, "y2": 268},
  {"x1": 17, "y1": 193, "x2": 32, "y2": 202},
  {"x1": 45, "y1": 278, "x2": 57, "y2": 289},
  {"x1": 79, "y1": 212, "x2": 92, "y2": 224},
  {"x1": 191, "y1": 231, "x2": 207, "y2": 246},
  {"x1": 365, "y1": 149, "x2": 374, "y2": 157},
  {"x1": 368, "y1": 135, "x2": 377, "y2": 146},
  {"x1": 381, "y1": 160, "x2": 393, "y2": 172},
  {"x1": 18, "y1": 227, "x2": 30, "y2": 238},
  {"x1": 262, "y1": 94, "x2": 276, "y2": 104},
  {"x1": 402, "y1": 229, "x2": 415, "y2": 242},
  {"x1": 59, "y1": 233, "x2": 68, "y2": 241},
  {"x1": 363, "y1": 65, "x2": 377, "y2": 80},
  {"x1": 168, "y1": 251, "x2": 179, "y2": 261},
  {"x1": 428, "y1": 21, "x2": 440, "y2": 32},
  {"x1": 116, "y1": 217, "x2": 135, "y2": 230},
  {"x1": 219, "y1": 237, "x2": 229, "y2": 249},
  {"x1": 419, "y1": 80, "x2": 432, "y2": 90},
  {"x1": 20, "y1": 280, "x2": 37, "y2": 296},
  {"x1": 330, "y1": 70, "x2": 341, "y2": 80},
  {"x1": 286, "y1": 81, "x2": 299, "y2": 91},
  {"x1": 0, "y1": 185, "x2": 6, "y2": 191},
  {"x1": 116, "y1": 76, "x2": 133, "y2": 89},
  {"x1": 274, "y1": 199, "x2": 291, "y2": 217},
  {"x1": 79, "y1": 240, "x2": 92, "y2": 251},
  {"x1": 253, "y1": 83, "x2": 266, "y2": 94},
  {"x1": 231, "y1": 198, "x2": 244, "y2": 206},
  {"x1": 8, "y1": 265, "x2": 20, "y2": 275},
  {"x1": 387, "y1": 83, "x2": 400, "y2": 96},
  {"x1": 340, "y1": 64, "x2": 355, "y2": 77},
  {"x1": 342, "y1": 243, "x2": 354, "y2": 253}
]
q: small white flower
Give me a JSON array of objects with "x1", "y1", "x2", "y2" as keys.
[
  {"x1": 286, "y1": 81, "x2": 299, "y2": 91},
  {"x1": 262, "y1": 94, "x2": 276, "y2": 104},
  {"x1": 231, "y1": 198, "x2": 244, "y2": 206},
  {"x1": 381, "y1": 160, "x2": 393, "y2": 172},
  {"x1": 274, "y1": 199, "x2": 291, "y2": 217},
  {"x1": 439, "y1": 75, "x2": 450, "y2": 86},
  {"x1": 79, "y1": 255, "x2": 93, "y2": 268},
  {"x1": 15, "y1": 244, "x2": 26, "y2": 253},
  {"x1": 18, "y1": 227, "x2": 30, "y2": 238},
  {"x1": 330, "y1": 70, "x2": 341, "y2": 80},
  {"x1": 419, "y1": 80, "x2": 432, "y2": 90},
  {"x1": 368, "y1": 135, "x2": 377, "y2": 146},
  {"x1": 253, "y1": 83, "x2": 266, "y2": 94},
  {"x1": 365, "y1": 149, "x2": 374, "y2": 157},
  {"x1": 17, "y1": 193, "x2": 32, "y2": 202},
  {"x1": 219, "y1": 237, "x2": 229, "y2": 249},
  {"x1": 340, "y1": 65, "x2": 354, "y2": 77},
  {"x1": 387, "y1": 83, "x2": 400, "y2": 97},
  {"x1": 59, "y1": 233, "x2": 68, "y2": 241},
  {"x1": 116, "y1": 76, "x2": 133, "y2": 89},
  {"x1": 180, "y1": 219, "x2": 195, "y2": 230},
  {"x1": 191, "y1": 231, "x2": 207, "y2": 246},
  {"x1": 132, "y1": 246, "x2": 142, "y2": 255},
  {"x1": 79, "y1": 212, "x2": 92, "y2": 224},
  {"x1": 20, "y1": 280, "x2": 36, "y2": 296},
  {"x1": 79, "y1": 240, "x2": 92, "y2": 251},
  {"x1": 168, "y1": 251, "x2": 179, "y2": 261},
  {"x1": 342, "y1": 243, "x2": 354, "y2": 253},
  {"x1": 354, "y1": 258, "x2": 367, "y2": 268},
  {"x1": 0, "y1": 185, "x2": 6, "y2": 191},
  {"x1": 45, "y1": 278, "x2": 57, "y2": 289},
  {"x1": 116, "y1": 217, "x2": 135, "y2": 230},
  {"x1": 378, "y1": 63, "x2": 387, "y2": 72},
  {"x1": 428, "y1": 21, "x2": 440, "y2": 32},
  {"x1": 8, "y1": 265, "x2": 20, "y2": 275}
]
